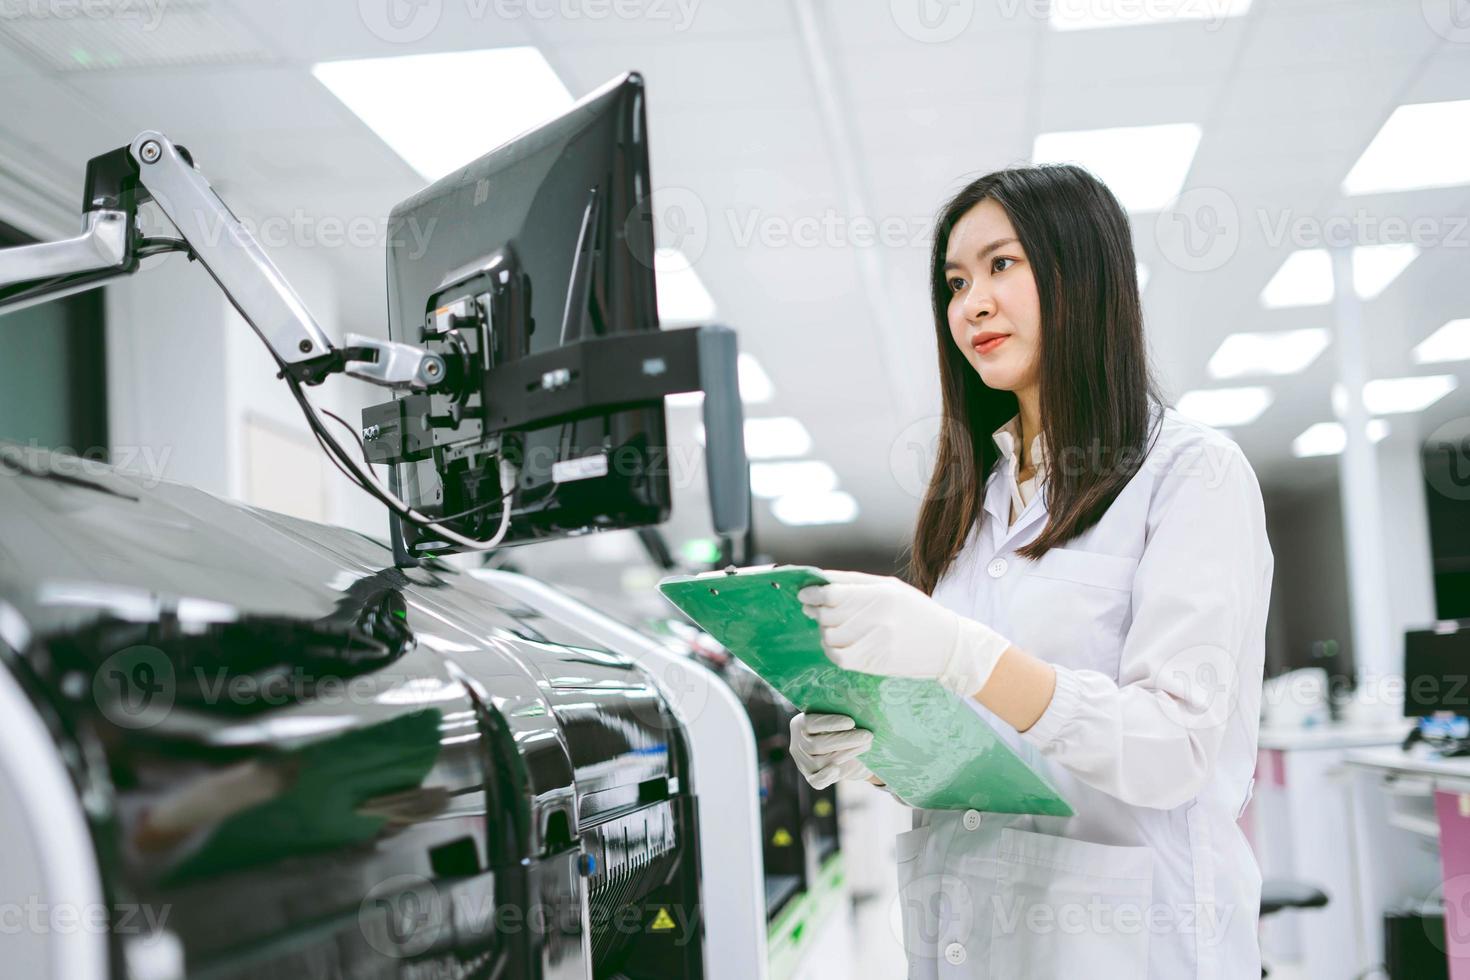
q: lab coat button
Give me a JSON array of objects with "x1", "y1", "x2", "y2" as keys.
[
  {"x1": 962, "y1": 809, "x2": 981, "y2": 831},
  {"x1": 986, "y1": 558, "x2": 1008, "y2": 578},
  {"x1": 944, "y1": 941, "x2": 967, "y2": 965}
]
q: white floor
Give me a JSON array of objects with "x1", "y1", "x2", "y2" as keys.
[{"x1": 836, "y1": 782, "x2": 912, "y2": 979}]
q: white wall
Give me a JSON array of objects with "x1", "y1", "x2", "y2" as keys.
[
  {"x1": 105, "y1": 243, "x2": 388, "y2": 540},
  {"x1": 1377, "y1": 435, "x2": 1438, "y2": 641},
  {"x1": 105, "y1": 252, "x2": 233, "y2": 495}
]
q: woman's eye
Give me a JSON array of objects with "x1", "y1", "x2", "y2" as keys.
[
  {"x1": 991, "y1": 256, "x2": 1016, "y2": 274},
  {"x1": 948, "y1": 276, "x2": 966, "y2": 292}
]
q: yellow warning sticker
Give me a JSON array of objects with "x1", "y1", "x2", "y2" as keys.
[
  {"x1": 772, "y1": 827, "x2": 793, "y2": 847},
  {"x1": 650, "y1": 907, "x2": 677, "y2": 931}
]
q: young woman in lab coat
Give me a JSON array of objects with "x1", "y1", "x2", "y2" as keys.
[{"x1": 789, "y1": 165, "x2": 1272, "y2": 978}]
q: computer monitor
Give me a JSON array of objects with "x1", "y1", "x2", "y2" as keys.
[
  {"x1": 367, "y1": 72, "x2": 743, "y2": 558},
  {"x1": 1403, "y1": 622, "x2": 1470, "y2": 717}
]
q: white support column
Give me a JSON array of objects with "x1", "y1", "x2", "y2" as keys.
[{"x1": 1330, "y1": 245, "x2": 1398, "y2": 683}]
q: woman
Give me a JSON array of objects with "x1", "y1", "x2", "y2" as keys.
[{"x1": 788, "y1": 165, "x2": 1272, "y2": 978}]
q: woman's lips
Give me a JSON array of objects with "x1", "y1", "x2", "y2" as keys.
[{"x1": 973, "y1": 333, "x2": 1009, "y2": 355}]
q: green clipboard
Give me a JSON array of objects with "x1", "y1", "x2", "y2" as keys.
[{"x1": 659, "y1": 565, "x2": 1072, "y2": 816}]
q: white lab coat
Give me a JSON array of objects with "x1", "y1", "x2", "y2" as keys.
[{"x1": 894, "y1": 404, "x2": 1272, "y2": 979}]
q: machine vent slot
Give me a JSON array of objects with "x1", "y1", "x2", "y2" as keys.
[
  {"x1": 429, "y1": 836, "x2": 480, "y2": 878},
  {"x1": 583, "y1": 801, "x2": 679, "y2": 964}
]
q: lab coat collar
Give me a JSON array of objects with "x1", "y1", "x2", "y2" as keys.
[
  {"x1": 990, "y1": 414, "x2": 1046, "y2": 473},
  {"x1": 986, "y1": 399, "x2": 1166, "y2": 549},
  {"x1": 1001, "y1": 481, "x2": 1050, "y2": 550},
  {"x1": 981, "y1": 463, "x2": 1051, "y2": 549},
  {"x1": 983, "y1": 415, "x2": 1050, "y2": 546},
  {"x1": 981, "y1": 466, "x2": 1010, "y2": 525}
]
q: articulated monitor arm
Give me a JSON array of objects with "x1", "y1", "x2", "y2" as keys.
[
  {"x1": 0, "y1": 131, "x2": 442, "y2": 390},
  {"x1": 0, "y1": 130, "x2": 750, "y2": 550}
]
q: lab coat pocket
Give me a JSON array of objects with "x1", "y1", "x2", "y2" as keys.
[
  {"x1": 985, "y1": 829, "x2": 1154, "y2": 979},
  {"x1": 1010, "y1": 548, "x2": 1139, "y2": 674}
]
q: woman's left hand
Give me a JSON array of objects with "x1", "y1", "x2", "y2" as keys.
[{"x1": 797, "y1": 569, "x2": 1013, "y2": 698}]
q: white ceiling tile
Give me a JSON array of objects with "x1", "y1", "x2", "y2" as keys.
[
  {"x1": 1236, "y1": 2, "x2": 1440, "y2": 72},
  {"x1": 222, "y1": 0, "x2": 537, "y2": 64},
  {"x1": 1035, "y1": 80, "x2": 1219, "y2": 132},
  {"x1": 1041, "y1": 19, "x2": 1250, "y2": 89},
  {"x1": 837, "y1": 38, "x2": 1036, "y2": 105},
  {"x1": 832, "y1": 0, "x2": 1040, "y2": 48},
  {"x1": 548, "y1": 35, "x2": 813, "y2": 105}
]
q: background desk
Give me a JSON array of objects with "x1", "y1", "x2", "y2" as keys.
[
  {"x1": 1345, "y1": 747, "x2": 1470, "y2": 979},
  {"x1": 1248, "y1": 724, "x2": 1407, "y2": 977}
]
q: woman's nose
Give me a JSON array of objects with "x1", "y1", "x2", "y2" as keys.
[{"x1": 964, "y1": 290, "x2": 994, "y2": 321}]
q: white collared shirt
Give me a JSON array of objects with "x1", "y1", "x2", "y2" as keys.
[{"x1": 991, "y1": 414, "x2": 1046, "y2": 526}]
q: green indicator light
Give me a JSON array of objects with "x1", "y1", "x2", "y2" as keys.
[{"x1": 680, "y1": 538, "x2": 720, "y2": 565}]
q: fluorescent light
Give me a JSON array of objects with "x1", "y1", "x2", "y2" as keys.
[
  {"x1": 1413, "y1": 319, "x2": 1470, "y2": 364},
  {"x1": 1260, "y1": 245, "x2": 1420, "y2": 308},
  {"x1": 749, "y1": 460, "x2": 839, "y2": 499},
  {"x1": 313, "y1": 48, "x2": 572, "y2": 182},
  {"x1": 1343, "y1": 100, "x2": 1470, "y2": 195},
  {"x1": 695, "y1": 417, "x2": 812, "y2": 459},
  {"x1": 655, "y1": 248, "x2": 717, "y2": 327},
  {"x1": 1207, "y1": 329, "x2": 1329, "y2": 379},
  {"x1": 1292, "y1": 419, "x2": 1390, "y2": 458},
  {"x1": 771, "y1": 490, "x2": 859, "y2": 526},
  {"x1": 1260, "y1": 250, "x2": 1332, "y2": 308},
  {"x1": 1366, "y1": 376, "x2": 1458, "y2": 414},
  {"x1": 738, "y1": 353, "x2": 774, "y2": 403},
  {"x1": 1032, "y1": 124, "x2": 1202, "y2": 212},
  {"x1": 666, "y1": 352, "x2": 775, "y2": 409},
  {"x1": 1353, "y1": 243, "x2": 1420, "y2": 300},
  {"x1": 741, "y1": 418, "x2": 812, "y2": 459},
  {"x1": 1176, "y1": 386, "x2": 1273, "y2": 427},
  {"x1": 1050, "y1": 0, "x2": 1252, "y2": 30},
  {"x1": 1339, "y1": 376, "x2": 1459, "y2": 415}
]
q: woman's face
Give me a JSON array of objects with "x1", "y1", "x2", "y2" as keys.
[{"x1": 943, "y1": 198, "x2": 1041, "y2": 394}]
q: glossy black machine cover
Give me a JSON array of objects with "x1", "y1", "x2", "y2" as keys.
[{"x1": 0, "y1": 445, "x2": 704, "y2": 979}]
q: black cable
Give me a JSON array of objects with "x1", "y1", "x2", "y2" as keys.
[
  {"x1": 287, "y1": 376, "x2": 415, "y2": 520},
  {"x1": 436, "y1": 488, "x2": 516, "y2": 523},
  {"x1": 317, "y1": 404, "x2": 515, "y2": 523},
  {"x1": 320, "y1": 408, "x2": 375, "y2": 476},
  {"x1": 280, "y1": 355, "x2": 611, "y2": 551},
  {"x1": 301, "y1": 402, "x2": 373, "y2": 494},
  {"x1": 134, "y1": 237, "x2": 191, "y2": 259},
  {"x1": 287, "y1": 377, "x2": 518, "y2": 548}
]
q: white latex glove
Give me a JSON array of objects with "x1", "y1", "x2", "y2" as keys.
[
  {"x1": 797, "y1": 569, "x2": 1012, "y2": 698},
  {"x1": 789, "y1": 711, "x2": 875, "y2": 790}
]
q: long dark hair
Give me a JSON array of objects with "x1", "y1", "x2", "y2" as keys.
[{"x1": 905, "y1": 164, "x2": 1162, "y2": 595}]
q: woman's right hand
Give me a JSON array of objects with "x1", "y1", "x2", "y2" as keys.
[{"x1": 789, "y1": 712, "x2": 875, "y2": 789}]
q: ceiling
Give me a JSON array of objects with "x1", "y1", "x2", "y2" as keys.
[{"x1": 3, "y1": 0, "x2": 1468, "y2": 565}]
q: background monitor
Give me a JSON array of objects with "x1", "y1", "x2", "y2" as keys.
[
  {"x1": 1403, "y1": 622, "x2": 1470, "y2": 717},
  {"x1": 382, "y1": 72, "x2": 672, "y2": 554}
]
